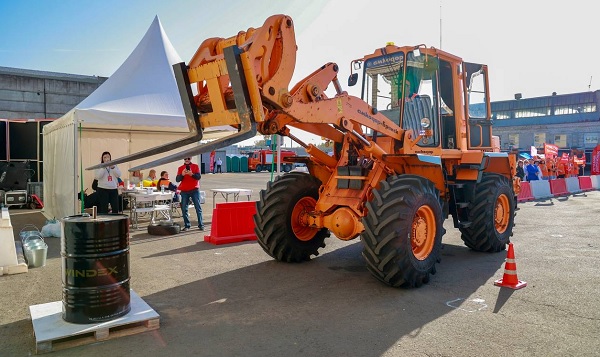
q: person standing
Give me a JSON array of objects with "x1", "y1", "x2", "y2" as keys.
[
  {"x1": 526, "y1": 160, "x2": 539, "y2": 181},
  {"x1": 535, "y1": 161, "x2": 543, "y2": 180},
  {"x1": 516, "y1": 161, "x2": 525, "y2": 181},
  {"x1": 176, "y1": 157, "x2": 205, "y2": 231},
  {"x1": 94, "y1": 151, "x2": 122, "y2": 214},
  {"x1": 216, "y1": 157, "x2": 223, "y2": 173}
]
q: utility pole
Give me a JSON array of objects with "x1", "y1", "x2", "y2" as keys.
[
  {"x1": 276, "y1": 134, "x2": 281, "y2": 174},
  {"x1": 439, "y1": 1, "x2": 443, "y2": 49}
]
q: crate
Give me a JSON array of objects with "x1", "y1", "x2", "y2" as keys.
[
  {"x1": 27, "y1": 182, "x2": 43, "y2": 201},
  {"x1": 4, "y1": 190, "x2": 28, "y2": 207}
]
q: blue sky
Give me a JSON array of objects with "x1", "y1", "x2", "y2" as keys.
[{"x1": 1, "y1": 0, "x2": 597, "y2": 102}]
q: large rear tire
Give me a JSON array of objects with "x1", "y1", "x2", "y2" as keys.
[
  {"x1": 362, "y1": 175, "x2": 445, "y2": 288},
  {"x1": 254, "y1": 172, "x2": 330, "y2": 262},
  {"x1": 459, "y1": 173, "x2": 515, "y2": 252}
]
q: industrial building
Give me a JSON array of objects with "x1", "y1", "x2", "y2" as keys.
[
  {"x1": 492, "y1": 90, "x2": 600, "y2": 169},
  {"x1": 0, "y1": 66, "x2": 106, "y2": 181}
]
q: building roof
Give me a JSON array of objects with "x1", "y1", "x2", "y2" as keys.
[{"x1": 0, "y1": 66, "x2": 106, "y2": 83}]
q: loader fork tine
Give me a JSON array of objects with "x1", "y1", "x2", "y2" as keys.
[
  {"x1": 86, "y1": 135, "x2": 202, "y2": 170},
  {"x1": 128, "y1": 121, "x2": 256, "y2": 171}
]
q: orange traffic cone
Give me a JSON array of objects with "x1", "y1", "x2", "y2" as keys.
[{"x1": 494, "y1": 242, "x2": 527, "y2": 289}]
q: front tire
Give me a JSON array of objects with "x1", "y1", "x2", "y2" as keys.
[
  {"x1": 362, "y1": 175, "x2": 445, "y2": 288},
  {"x1": 459, "y1": 173, "x2": 515, "y2": 252},
  {"x1": 254, "y1": 172, "x2": 330, "y2": 262}
]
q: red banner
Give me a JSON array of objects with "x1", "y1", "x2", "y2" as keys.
[
  {"x1": 544, "y1": 143, "x2": 559, "y2": 158},
  {"x1": 209, "y1": 151, "x2": 215, "y2": 173},
  {"x1": 560, "y1": 153, "x2": 569, "y2": 164},
  {"x1": 592, "y1": 144, "x2": 600, "y2": 175}
]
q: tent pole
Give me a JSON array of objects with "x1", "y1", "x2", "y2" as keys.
[
  {"x1": 74, "y1": 120, "x2": 79, "y2": 215},
  {"x1": 79, "y1": 123, "x2": 85, "y2": 213}
]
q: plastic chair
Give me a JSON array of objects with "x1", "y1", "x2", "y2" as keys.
[
  {"x1": 130, "y1": 194, "x2": 156, "y2": 228},
  {"x1": 153, "y1": 192, "x2": 173, "y2": 222}
]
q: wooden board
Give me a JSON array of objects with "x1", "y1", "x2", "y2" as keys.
[{"x1": 29, "y1": 290, "x2": 159, "y2": 354}]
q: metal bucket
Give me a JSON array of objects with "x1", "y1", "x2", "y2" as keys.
[
  {"x1": 22, "y1": 234, "x2": 48, "y2": 268},
  {"x1": 24, "y1": 243, "x2": 48, "y2": 268},
  {"x1": 20, "y1": 224, "x2": 41, "y2": 242},
  {"x1": 61, "y1": 214, "x2": 131, "y2": 324},
  {"x1": 23, "y1": 234, "x2": 44, "y2": 248}
]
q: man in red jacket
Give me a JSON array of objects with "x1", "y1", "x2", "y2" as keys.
[{"x1": 176, "y1": 157, "x2": 205, "y2": 231}]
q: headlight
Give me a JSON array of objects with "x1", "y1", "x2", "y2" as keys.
[{"x1": 420, "y1": 117, "x2": 431, "y2": 129}]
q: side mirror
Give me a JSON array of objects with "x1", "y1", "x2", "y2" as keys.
[{"x1": 348, "y1": 73, "x2": 358, "y2": 87}]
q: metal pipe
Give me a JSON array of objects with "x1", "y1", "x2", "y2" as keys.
[
  {"x1": 351, "y1": 130, "x2": 371, "y2": 147},
  {"x1": 287, "y1": 132, "x2": 309, "y2": 149},
  {"x1": 333, "y1": 77, "x2": 343, "y2": 95}
]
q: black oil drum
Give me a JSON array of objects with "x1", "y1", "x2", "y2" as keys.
[{"x1": 61, "y1": 214, "x2": 131, "y2": 324}]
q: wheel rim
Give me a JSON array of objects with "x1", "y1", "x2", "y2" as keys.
[
  {"x1": 291, "y1": 197, "x2": 318, "y2": 241},
  {"x1": 411, "y1": 205, "x2": 436, "y2": 260},
  {"x1": 494, "y1": 193, "x2": 510, "y2": 234}
]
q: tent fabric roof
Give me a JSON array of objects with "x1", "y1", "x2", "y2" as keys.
[{"x1": 73, "y1": 15, "x2": 187, "y2": 128}]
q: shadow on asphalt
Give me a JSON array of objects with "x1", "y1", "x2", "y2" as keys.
[
  {"x1": 131, "y1": 242, "x2": 506, "y2": 357},
  {"x1": 493, "y1": 288, "x2": 517, "y2": 313},
  {"x1": 143, "y1": 238, "x2": 257, "y2": 257}
]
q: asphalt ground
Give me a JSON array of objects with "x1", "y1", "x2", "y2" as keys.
[{"x1": 1, "y1": 172, "x2": 599, "y2": 357}]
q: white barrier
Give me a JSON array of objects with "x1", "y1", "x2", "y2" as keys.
[
  {"x1": 565, "y1": 177, "x2": 581, "y2": 193},
  {"x1": 591, "y1": 175, "x2": 600, "y2": 189},
  {"x1": 0, "y1": 207, "x2": 17, "y2": 268},
  {"x1": 0, "y1": 207, "x2": 27, "y2": 275},
  {"x1": 530, "y1": 180, "x2": 553, "y2": 199}
]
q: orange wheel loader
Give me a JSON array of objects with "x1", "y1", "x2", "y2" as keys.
[{"x1": 89, "y1": 14, "x2": 518, "y2": 287}]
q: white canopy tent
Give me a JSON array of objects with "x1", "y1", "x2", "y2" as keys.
[{"x1": 42, "y1": 16, "x2": 228, "y2": 219}]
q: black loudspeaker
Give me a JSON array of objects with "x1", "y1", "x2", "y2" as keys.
[{"x1": 0, "y1": 161, "x2": 34, "y2": 191}]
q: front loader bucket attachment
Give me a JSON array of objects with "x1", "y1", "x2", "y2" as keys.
[{"x1": 87, "y1": 45, "x2": 260, "y2": 171}]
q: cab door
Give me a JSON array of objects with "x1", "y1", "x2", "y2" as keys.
[{"x1": 463, "y1": 63, "x2": 492, "y2": 149}]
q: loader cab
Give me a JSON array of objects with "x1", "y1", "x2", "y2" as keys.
[
  {"x1": 350, "y1": 45, "x2": 493, "y2": 151},
  {"x1": 353, "y1": 47, "x2": 441, "y2": 148}
]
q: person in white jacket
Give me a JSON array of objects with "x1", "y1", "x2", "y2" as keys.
[{"x1": 94, "y1": 151, "x2": 122, "y2": 214}]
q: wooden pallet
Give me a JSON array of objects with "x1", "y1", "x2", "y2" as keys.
[{"x1": 29, "y1": 290, "x2": 160, "y2": 354}]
